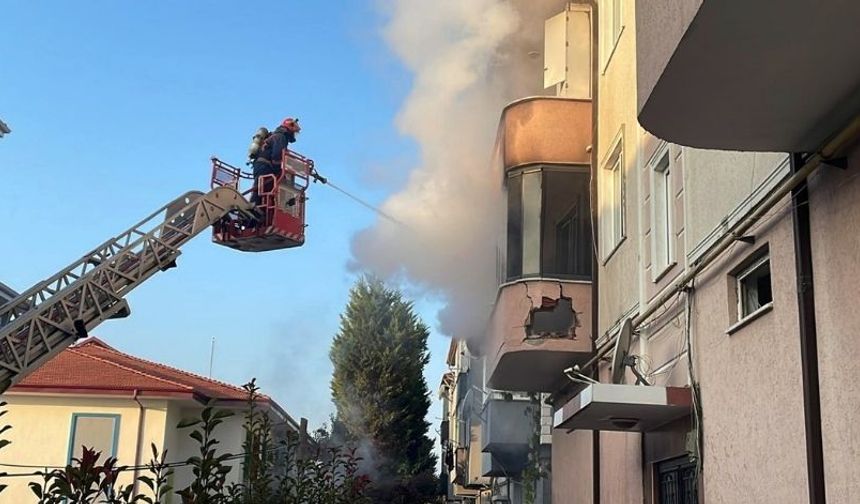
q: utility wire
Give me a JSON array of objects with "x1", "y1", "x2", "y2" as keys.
[{"x1": 0, "y1": 443, "x2": 299, "y2": 479}]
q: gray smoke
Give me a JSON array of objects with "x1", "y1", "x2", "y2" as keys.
[{"x1": 352, "y1": 0, "x2": 567, "y2": 340}]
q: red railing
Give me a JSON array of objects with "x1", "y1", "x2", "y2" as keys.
[{"x1": 210, "y1": 150, "x2": 315, "y2": 230}]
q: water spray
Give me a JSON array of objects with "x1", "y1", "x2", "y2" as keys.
[{"x1": 311, "y1": 170, "x2": 406, "y2": 227}]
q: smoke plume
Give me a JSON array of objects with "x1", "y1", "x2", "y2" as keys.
[{"x1": 352, "y1": 0, "x2": 567, "y2": 340}]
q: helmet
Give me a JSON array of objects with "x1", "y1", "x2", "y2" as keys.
[{"x1": 281, "y1": 117, "x2": 301, "y2": 134}]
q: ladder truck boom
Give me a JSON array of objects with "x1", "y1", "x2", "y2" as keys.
[{"x1": 0, "y1": 186, "x2": 253, "y2": 391}]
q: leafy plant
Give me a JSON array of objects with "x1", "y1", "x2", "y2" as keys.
[
  {"x1": 28, "y1": 447, "x2": 138, "y2": 504},
  {"x1": 137, "y1": 443, "x2": 173, "y2": 504},
  {"x1": 175, "y1": 404, "x2": 235, "y2": 504},
  {"x1": 239, "y1": 379, "x2": 274, "y2": 503},
  {"x1": 522, "y1": 394, "x2": 549, "y2": 504},
  {"x1": 0, "y1": 401, "x2": 10, "y2": 495}
]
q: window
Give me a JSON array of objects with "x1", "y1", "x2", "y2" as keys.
[
  {"x1": 68, "y1": 414, "x2": 120, "y2": 462},
  {"x1": 600, "y1": 133, "x2": 624, "y2": 260},
  {"x1": 506, "y1": 167, "x2": 592, "y2": 281},
  {"x1": 736, "y1": 254, "x2": 773, "y2": 320},
  {"x1": 651, "y1": 149, "x2": 674, "y2": 278},
  {"x1": 600, "y1": 0, "x2": 624, "y2": 71},
  {"x1": 657, "y1": 456, "x2": 698, "y2": 504}
]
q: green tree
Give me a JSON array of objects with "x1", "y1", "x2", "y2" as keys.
[{"x1": 329, "y1": 277, "x2": 437, "y2": 501}]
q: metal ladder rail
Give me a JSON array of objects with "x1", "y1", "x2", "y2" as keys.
[
  {"x1": 0, "y1": 186, "x2": 252, "y2": 390},
  {"x1": 0, "y1": 191, "x2": 205, "y2": 329}
]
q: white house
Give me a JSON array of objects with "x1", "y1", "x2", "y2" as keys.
[{"x1": 0, "y1": 338, "x2": 301, "y2": 503}]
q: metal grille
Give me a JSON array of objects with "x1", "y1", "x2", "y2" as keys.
[{"x1": 658, "y1": 458, "x2": 697, "y2": 504}]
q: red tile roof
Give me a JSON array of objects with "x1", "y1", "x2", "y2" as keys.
[{"x1": 10, "y1": 338, "x2": 268, "y2": 405}]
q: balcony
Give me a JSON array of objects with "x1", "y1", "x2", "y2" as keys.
[
  {"x1": 636, "y1": 0, "x2": 860, "y2": 152},
  {"x1": 485, "y1": 280, "x2": 592, "y2": 392},
  {"x1": 480, "y1": 398, "x2": 533, "y2": 476},
  {"x1": 499, "y1": 97, "x2": 592, "y2": 171}
]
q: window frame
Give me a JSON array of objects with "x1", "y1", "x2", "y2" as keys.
[
  {"x1": 649, "y1": 144, "x2": 675, "y2": 281},
  {"x1": 600, "y1": 0, "x2": 624, "y2": 73},
  {"x1": 736, "y1": 254, "x2": 773, "y2": 321},
  {"x1": 601, "y1": 129, "x2": 625, "y2": 263},
  {"x1": 726, "y1": 246, "x2": 774, "y2": 334},
  {"x1": 67, "y1": 413, "x2": 121, "y2": 464}
]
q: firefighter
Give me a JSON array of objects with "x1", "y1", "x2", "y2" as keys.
[{"x1": 251, "y1": 118, "x2": 301, "y2": 205}]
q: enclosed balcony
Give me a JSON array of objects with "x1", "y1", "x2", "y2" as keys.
[
  {"x1": 485, "y1": 96, "x2": 594, "y2": 393},
  {"x1": 636, "y1": 0, "x2": 860, "y2": 152}
]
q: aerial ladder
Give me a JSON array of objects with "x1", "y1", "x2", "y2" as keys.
[{"x1": 0, "y1": 149, "x2": 321, "y2": 391}]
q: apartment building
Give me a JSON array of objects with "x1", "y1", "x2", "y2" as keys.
[
  {"x1": 440, "y1": 2, "x2": 595, "y2": 502},
  {"x1": 630, "y1": 3, "x2": 860, "y2": 503},
  {"x1": 442, "y1": 1, "x2": 860, "y2": 503}
]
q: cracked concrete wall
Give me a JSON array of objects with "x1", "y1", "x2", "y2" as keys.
[{"x1": 485, "y1": 280, "x2": 592, "y2": 392}]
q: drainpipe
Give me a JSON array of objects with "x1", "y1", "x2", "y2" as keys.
[
  {"x1": 790, "y1": 153, "x2": 826, "y2": 504},
  {"x1": 132, "y1": 389, "x2": 145, "y2": 495},
  {"x1": 589, "y1": 2, "x2": 600, "y2": 503}
]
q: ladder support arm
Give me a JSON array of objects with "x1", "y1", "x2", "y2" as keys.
[{"x1": 0, "y1": 187, "x2": 252, "y2": 391}]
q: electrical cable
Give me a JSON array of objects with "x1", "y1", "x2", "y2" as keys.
[
  {"x1": 0, "y1": 439, "x2": 305, "y2": 479},
  {"x1": 684, "y1": 282, "x2": 703, "y2": 479}
]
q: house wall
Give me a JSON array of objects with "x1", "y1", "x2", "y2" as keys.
[
  {"x1": 691, "y1": 201, "x2": 808, "y2": 504},
  {"x1": 808, "y1": 146, "x2": 860, "y2": 502},
  {"x1": 551, "y1": 429, "x2": 592, "y2": 504},
  {"x1": 596, "y1": 0, "x2": 642, "y2": 337},
  {"x1": 593, "y1": 2, "x2": 802, "y2": 504},
  {"x1": 169, "y1": 405, "x2": 247, "y2": 493},
  {"x1": 0, "y1": 394, "x2": 170, "y2": 503}
]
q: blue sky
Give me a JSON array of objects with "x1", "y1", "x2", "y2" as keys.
[{"x1": 0, "y1": 1, "x2": 450, "y2": 439}]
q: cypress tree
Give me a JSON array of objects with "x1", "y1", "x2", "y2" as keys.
[{"x1": 330, "y1": 276, "x2": 437, "y2": 498}]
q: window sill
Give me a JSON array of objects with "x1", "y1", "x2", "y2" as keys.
[
  {"x1": 726, "y1": 302, "x2": 774, "y2": 335},
  {"x1": 651, "y1": 260, "x2": 677, "y2": 284},
  {"x1": 601, "y1": 235, "x2": 627, "y2": 265}
]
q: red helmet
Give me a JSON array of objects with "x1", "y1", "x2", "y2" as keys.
[{"x1": 281, "y1": 117, "x2": 301, "y2": 134}]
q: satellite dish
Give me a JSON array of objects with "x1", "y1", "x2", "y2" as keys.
[{"x1": 610, "y1": 318, "x2": 634, "y2": 384}]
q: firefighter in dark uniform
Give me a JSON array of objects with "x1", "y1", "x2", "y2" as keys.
[{"x1": 251, "y1": 117, "x2": 301, "y2": 205}]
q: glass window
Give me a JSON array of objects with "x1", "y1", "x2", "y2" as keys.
[
  {"x1": 506, "y1": 174, "x2": 523, "y2": 280},
  {"x1": 543, "y1": 170, "x2": 592, "y2": 277},
  {"x1": 737, "y1": 255, "x2": 773, "y2": 319},
  {"x1": 505, "y1": 167, "x2": 592, "y2": 281},
  {"x1": 522, "y1": 171, "x2": 542, "y2": 276},
  {"x1": 68, "y1": 414, "x2": 119, "y2": 462},
  {"x1": 652, "y1": 150, "x2": 673, "y2": 277},
  {"x1": 601, "y1": 133, "x2": 625, "y2": 260}
]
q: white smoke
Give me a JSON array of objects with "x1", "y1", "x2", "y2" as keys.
[{"x1": 352, "y1": 0, "x2": 567, "y2": 340}]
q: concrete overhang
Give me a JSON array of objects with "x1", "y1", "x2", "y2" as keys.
[
  {"x1": 636, "y1": 0, "x2": 860, "y2": 152},
  {"x1": 553, "y1": 383, "x2": 691, "y2": 432}
]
